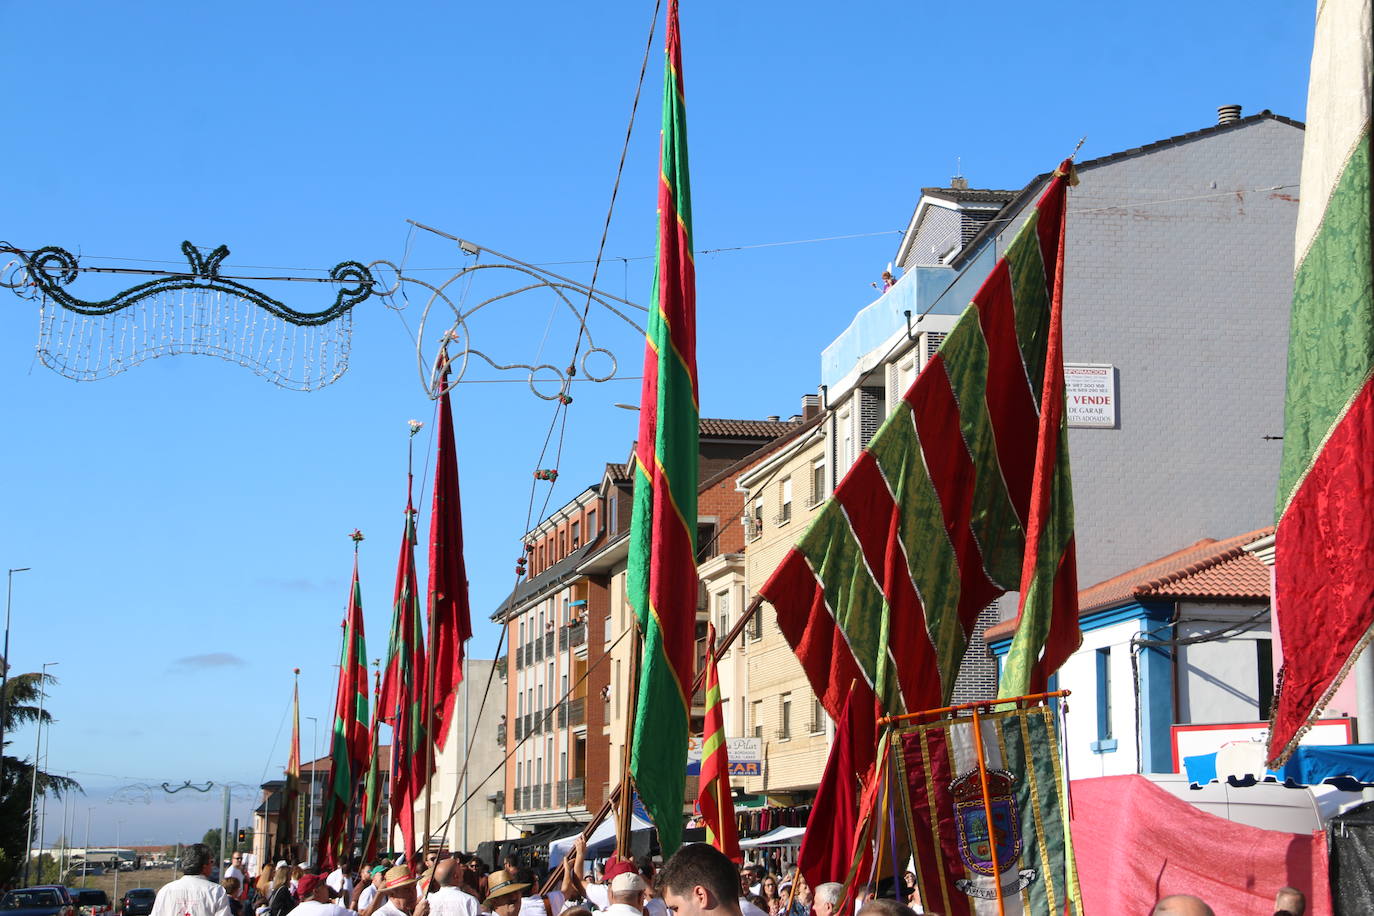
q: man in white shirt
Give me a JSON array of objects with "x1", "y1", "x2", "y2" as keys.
[
  {"x1": 288, "y1": 875, "x2": 356, "y2": 916},
  {"x1": 604, "y1": 873, "x2": 647, "y2": 916},
  {"x1": 226, "y1": 855, "x2": 249, "y2": 891},
  {"x1": 483, "y1": 877, "x2": 529, "y2": 916},
  {"x1": 328, "y1": 859, "x2": 359, "y2": 903},
  {"x1": 370, "y1": 866, "x2": 419, "y2": 916},
  {"x1": 151, "y1": 843, "x2": 232, "y2": 916},
  {"x1": 424, "y1": 859, "x2": 479, "y2": 916},
  {"x1": 356, "y1": 867, "x2": 386, "y2": 914}
]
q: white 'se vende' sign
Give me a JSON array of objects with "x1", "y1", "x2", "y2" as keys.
[{"x1": 1065, "y1": 364, "x2": 1116, "y2": 428}]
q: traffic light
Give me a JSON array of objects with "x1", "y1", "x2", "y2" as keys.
[{"x1": 236, "y1": 829, "x2": 246, "y2": 844}]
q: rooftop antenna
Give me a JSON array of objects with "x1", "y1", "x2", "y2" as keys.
[{"x1": 951, "y1": 156, "x2": 967, "y2": 190}]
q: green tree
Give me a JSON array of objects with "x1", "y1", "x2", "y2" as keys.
[
  {"x1": 203, "y1": 828, "x2": 221, "y2": 856},
  {"x1": 0, "y1": 661, "x2": 82, "y2": 887},
  {"x1": 31, "y1": 852, "x2": 57, "y2": 884}
]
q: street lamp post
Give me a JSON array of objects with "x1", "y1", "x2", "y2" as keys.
[
  {"x1": 0, "y1": 567, "x2": 32, "y2": 777},
  {"x1": 114, "y1": 820, "x2": 123, "y2": 906},
  {"x1": 83, "y1": 808, "x2": 92, "y2": 888},
  {"x1": 23, "y1": 660, "x2": 58, "y2": 886},
  {"x1": 306, "y1": 716, "x2": 318, "y2": 866}
]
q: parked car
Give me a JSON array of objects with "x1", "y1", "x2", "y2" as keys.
[
  {"x1": 70, "y1": 890, "x2": 110, "y2": 916},
  {"x1": 118, "y1": 890, "x2": 155, "y2": 916},
  {"x1": 1, "y1": 886, "x2": 77, "y2": 916}
]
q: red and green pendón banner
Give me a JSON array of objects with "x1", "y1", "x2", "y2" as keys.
[
  {"x1": 380, "y1": 489, "x2": 428, "y2": 865},
  {"x1": 1268, "y1": 0, "x2": 1374, "y2": 766},
  {"x1": 696, "y1": 626, "x2": 739, "y2": 861},
  {"x1": 320, "y1": 557, "x2": 368, "y2": 867},
  {"x1": 628, "y1": 0, "x2": 698, "y2": 858},
  {"x1": 761, "y1": 164, "x2": 1080, "y2": 725}
]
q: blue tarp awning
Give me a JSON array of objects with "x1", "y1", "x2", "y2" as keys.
[{"x1": 1184, "y1": 743, "x2": 1374, "y2": 791}]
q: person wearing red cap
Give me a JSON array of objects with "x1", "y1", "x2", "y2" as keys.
[{"x1": 289, "y1": 875, "x2": 356, "y2": 916}]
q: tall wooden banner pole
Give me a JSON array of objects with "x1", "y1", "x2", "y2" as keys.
[
  {"x1": 969, "y1": 707, "x2": 1006, "y2": 916},
  {"x1": 616, "y1": 623, "x2": 643, "y2": 859}
]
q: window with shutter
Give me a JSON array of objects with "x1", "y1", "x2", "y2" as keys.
[
  {"x1": 859, "y1": 386, "x2": 885, "y2": 449},
  {"x1": 923, "y1": 331, "x2": 947, "y2": 368},
  {"x1": 809, "y1": 458, "x2": 825, "y2": 507}
]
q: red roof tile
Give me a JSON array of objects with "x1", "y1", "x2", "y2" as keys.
[
  {"x1": 699, "y1": 417, "x2": 801, "y2": 438},
  {"x1": 985, "y1": 527, "x2": 1274, "y2": 641}
]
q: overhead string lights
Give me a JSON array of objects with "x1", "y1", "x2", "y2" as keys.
[
  {"x1": 0, "y1": 233, "x2": 645, "y2": 398},
  {"x1": 2, "y1": 241, "x2": 375, "y2": 390}
]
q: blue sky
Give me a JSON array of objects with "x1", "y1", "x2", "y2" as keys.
[{"x1": 0, "y1": 0, "x2": 1314, "y2": 844}]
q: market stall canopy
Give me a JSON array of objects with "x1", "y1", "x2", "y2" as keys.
[
  {"x1": 738, "y1": 826, "x2": 806, "y2": 848},
  {"x1": 1185, "y1": 742, "x2": 1374, "y2": 791},
  {"x1": 548, "y1": 813, "x2": 655, "y2": 868}
]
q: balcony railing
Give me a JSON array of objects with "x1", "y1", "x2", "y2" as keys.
[
  {"x1": 566, "y1": 777, "x2": 585, "y2": 805},
  {"x1": 523, "y1": 713, "x2": 533, "y2": 736},
  {"x1": 514, "y1": 718, "x2": 525, "y2": 740},
  {"x1": 496, "y1": 722, "x2": 507, "y2": 746},
  {"x1": 534, "y1": 638, "x2": 544, "y2": 662},
  {"x1": 569, "y1": 621, "x2": 587, "y2": 647},
  {"x1": 543, "y1": 783, "x2": 553, "y2": 808},
  {"x1": 515, "y1": 645, "x2": 524, "y2": 669},
  {"x1": 544, "y1": 631, "x2": 556, "y2": 654},
  {"x1": 496, "y1": 656, "x2": 508, "y2": 679}
]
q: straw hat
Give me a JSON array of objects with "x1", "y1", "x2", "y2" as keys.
[
  {"x1": 382, "y1": 866, "x2": 419, "y2": 892},
  {"x1": 483, "y1": 877, "x2": 530, "y2": 908}
]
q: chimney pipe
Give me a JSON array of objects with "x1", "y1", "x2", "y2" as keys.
[
  {"x1": 765, "y1": 415, "x2": 781, "y2": 422},
  {"x1": 950, "y1": 175, "x2": 969, "y2": 190},
  {"x1": 801, "y1": 394, "x2": 821, "y2": 419},
  {"x1": 1217, "y1": 104, "x2": 1242, "y2": 125}
]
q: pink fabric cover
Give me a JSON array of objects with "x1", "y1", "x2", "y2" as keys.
[{"x1": 1068, "y1": 775, "x2": 1330, "y2": 915}]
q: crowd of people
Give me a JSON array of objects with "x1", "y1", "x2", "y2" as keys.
[{"x1": 145, "y1": 840, "x2": 1311, "y2": 916}]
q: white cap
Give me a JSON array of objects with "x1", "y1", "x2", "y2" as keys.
[
  {"x1": 610, "y1": 873, "x2": 648, "y2": 894},
  {"x1": 276, "y1": 861, "x2": 289, "y2": 868}
]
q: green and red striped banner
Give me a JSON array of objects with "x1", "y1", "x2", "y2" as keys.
[
  {"x1": 895, "y1": 706, "x2": 1082, "y2": 915},
  {"x1": 380, "y1": 489, "x2": 428, "y2": 864},
  {"x1": 628, "y1": 0, "x2": 698, "y2": 858},
  {"x1": 696, "y1": 626, "x2": 740, "y2": 861},
  {"x1": 1269, "y1": 0, "x2": 1374, "y2": 766},
  {"x1": 360, "y1": 670, "x2": 383, "y2": 864},
  {"x1": 320, "y1": 556, "x2": 369, "y2": 867},
  {"x1": 428, "y1": 377, "x2": 473, "y2": 749},
  {"x1": 761, "y1": 165, "x2": 1079, "y2": 721},
  {"x1": 282, "y1": 674, "x2": 302, "y2": 857}
]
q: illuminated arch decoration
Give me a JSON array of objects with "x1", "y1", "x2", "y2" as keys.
[{"x1": 3, "y1": 241, "x2": 375, "y2": 391}]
